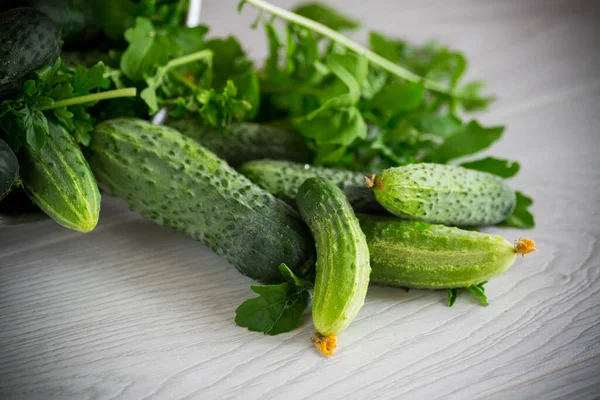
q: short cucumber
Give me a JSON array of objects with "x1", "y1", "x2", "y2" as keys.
[
  {"x1": 0, "y1": 137, "x2": 19, "y2": 201},
  {"x1": 0, "y1": 8, "x2": 61, "y2": 99},
  {"x1": 19, "y1": 120, "x2": 100, "y2": 231},
  {"x1": 166, "y1": 119, "x2": 313, "y2": 167},
  {"x1": 359, "y1": 215, "x2": 535, "y2": 289},
  {"x1": 239, "y1": 159, "x2": 385, "y2": 213},
  {"x1": 296, "y1": 177, "x2": 370, "y2": 356},
  {"x1": 88, "y1": 118, "x2": 315, "y2": 284},
  {"x1": 371, "y1": 163, "x2": 516, "y2": 226}
]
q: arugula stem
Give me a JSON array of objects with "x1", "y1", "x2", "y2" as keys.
[
  {"x1": 166, "y1": 49, "x2": 213, "y2": 70},
  {"x1": 242, "y1": 0, "x2": 455, "y2": 97},
  {"x1": 39, "y1": 88, "x2": 137, "y2": 111}
]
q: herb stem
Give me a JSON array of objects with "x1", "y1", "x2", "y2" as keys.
[
  {"x1": 39, "y1": 88, "x2": 137, "y2": 111},
  {"x1": 166, "y1": 49, "x2": 213, "y2": 70},
  {"x1": 242, "y1": 0, "x2": 454, "y2": 97}
]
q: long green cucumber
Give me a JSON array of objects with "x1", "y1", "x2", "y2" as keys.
[
  {"x1": 360, "y1": 215, "x2": 535, "y2": 289},
  {"x1": 296, "y1": 177, "x2": 370, "y2": 356},
  {"x1": 88, "y1": 118, "x2": 315, "y2": 284},
  {"x1": 0, "y1": 137, "x2": 19, "y2": 201},
  {"x1": 19, "y1": 120, "x2": 100, "y2": 231},
  {"x1": 166, "y1": 119, "x2": 313, "y2": 167},
  {"x1": 370, "y1": 163, "x2": 516, "y2": 225},
  {"x1": 239, "y1": 159, "x2": 385, "y2": 213}
]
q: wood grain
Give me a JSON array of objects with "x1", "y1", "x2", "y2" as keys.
[{"x1": 1, "y1": 0, "x2": 599, "y2": 399}]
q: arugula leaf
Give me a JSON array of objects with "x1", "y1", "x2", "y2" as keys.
[
  {"x1": 0, "y1": 58, "x2": 136, "y2": 151},
  {"x1": 501, "y1": 191, "x2": 535, "y2": 228},
  {"x1": 466, "y1": 284, "x2": 488, "y2": 306},
  {"x1": 205, "y1": 37, "x2": 254, "y2": 89},
  {"x1": 453, "y1": 81, "x2": 496, "y2": 112},
  {"x1": 447, "y1": 288, "x2": 458, "y2": 307},
  {"x1": 431, "y1": 120, "x2": 505, "y2": 163},
  {"x1": 293, "y1": 2, "x2": 360, "y2": 31},
  {"x1": 120, "y1": 18, "x2": 177, "y2": 81},
  {"x1": 368, "y1": 81, "x2": 424, "y2": 119},
  {"x1": 416, "y1": 113, "x2": 462, "y2": 138},
  {"x1": 447, "y1": 281, "x2": 488, "y2": 307},
  {"x1": 461, "y1": 157, "x2": 520, "y2": 178},
  {"x1": 235, "y1": 264, "x2": 312, "y2": 335}
]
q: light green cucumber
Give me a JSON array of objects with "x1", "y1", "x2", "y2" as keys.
[
  {"x1": 359, "y1": 215, "x2": 535, "y2": 289},
  {"x1": 239, "y1": 159, "x2": 385, "y2": 214},
  {"x1": 19, "y1": 120, "x2": 100, "y2": 231},
  {"x1": 371, "y1": 163, "x2": 516, "y2": 226},
  {"x1": 88, "y1": 118, "x2": 315, "y2": 284},
  {"x1": 166, "y1": 119, "x2": 313, "y2": 167},
  {"x1": 296, "y1": 177, "x2": 370, "y2": 356}
]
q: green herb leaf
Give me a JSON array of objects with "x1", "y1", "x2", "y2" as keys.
[
  {"x1": 416, "y1": 113, "x2": 462, "y2": 138},
  {"x1": 431, "y1": 120, "x2": 505, "y2": 163},
  {"x1": 466, "y1": 284, "x2": 489, "y2": 306},
  {"x1": 368, "y1": 81, "x2": 425, "y2": 118},
  {"x1": 447, "y1": 288, "x2": 458, "y2": 307},
  {"x1": 121, "y1": 17, "x2": 176, "y2": 81},
  {"x1": 501, "y1": 191, "x2": 535, "y2": 228},
  {"x1": 235, "y1": 264, "x2": 312, "y2": 335},
  {"x1": 293, "y1": 2, "x2": 360, "y2": 31},
  {"x1": 461, "y1": 157, "x2": 520, "y2": 178}
]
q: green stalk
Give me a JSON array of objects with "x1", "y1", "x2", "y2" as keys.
[
  {"x1": 39, "y1": 88, "x2": 137, "y2": 111},
  {"x1": 241, "y1": 0, "x2": 455, "y2": 97}
]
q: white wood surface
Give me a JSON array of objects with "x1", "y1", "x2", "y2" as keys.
[{"x1": 2, "y1": 1, "x2": 600, "y2": 399}]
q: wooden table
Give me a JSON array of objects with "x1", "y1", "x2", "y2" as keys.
[{"x1": 1, "y1": 1, "x2": 599, "y2": 398}]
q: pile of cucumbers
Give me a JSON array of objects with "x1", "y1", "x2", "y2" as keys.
[{"x1": 0, "y1": 1, "x2": 536, "y2": 357}]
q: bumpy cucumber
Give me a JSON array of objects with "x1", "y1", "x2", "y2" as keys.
[
  {"x1": 360, "y1": 215, "x2": 535, "y2": 289},
  {"x1": 296, "y1": 178, "x2": 370, "y2": 356},
  {"x1": 88, "y1": 118, "x2": 315, "y2": 284},
  {"x1": 1, "y1": 138, "x2": 19, "y2": 201},
  {"x1": 19, "y1": 121, "x2": 100, "y2": 231},
  {"x1": 166, "y1": 119, "x2": 313, "y2": 167},
  {"x1": 0, "y1": 8, "x2": 61, "y2": 99},
  {"x1": 239, "y1": 159, "x2": 385, "y2": 213},
  {"x1": 371, "y1": 163, "x2": 516, "y2": 226}
]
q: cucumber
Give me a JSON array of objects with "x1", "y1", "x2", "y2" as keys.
[
  {"x1": 0, "y1": 8, "x2": 61, "y2": 99},
  {"x1": 166, "y1": 119, "x2": 313, "y2": 167},
  {"x1": 88, "y1": 118, "x2": 315, "y2": 284},
  {"x1": 371, "y1": 163, "x2": 516, "y2": 226},
  {"x1": 360, "y1": 215, "x2": 535, "y2": 289},
  {"x1": 0, "y1": 138, "x2": 19, "y2": 201},
  {"x1": 21, "y1": 0, "x2": 99, "y2": 49},
  {"x1": 239, "y1": 159, "x2": 385, "y2": 214},
  {"x1": 19, "y1": 120, "x2": 100, "y2": 231},
  {"x1": 296, "y1": 178, "x2": 370, "y2": 356}
]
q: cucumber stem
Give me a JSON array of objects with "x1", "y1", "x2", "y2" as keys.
[
  {"x1": 515, "y1": 238, "x2": 536, "y2": 256},
  {"x1": 312, "y1": 333, "x2": 337, "y2": 357},
  {"x1": 241, "y1": 0, "x2": 455, "y2": 98},
  {"x1": 38, "y1": 88, "x2": 137, "y2": 111}
]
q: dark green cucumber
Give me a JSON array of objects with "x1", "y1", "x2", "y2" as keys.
[
  {"x1": 360, "y1": 215, "x2": 534, "y2": 289},
  {"x1": 296, "y1": 178, "x2": 370, "y2": 355},
  {"x1": 372, "y1": 163, "x2": 516, "y2": 226},
  {"x1": 19, "y1": 121, "x2": 100, "y2": 231},
  {"x1": 21, "y1": 0, "x2": 99, "y2": 48},
  {"x1": 88, "y1": 118, "x2": 315, "y2": 284},
  {"x1": 0, "y1": 8, "x2": 61, "y2": 99},
  {"x1": 166, "y1": 119, "x2": 313, "y2": 167},
  {"x1": 0, "y1": 138, "x2": 19, "y2": 201},
  {"x1": 239, "y1": 159, "x2": 386, "y2": 214}
]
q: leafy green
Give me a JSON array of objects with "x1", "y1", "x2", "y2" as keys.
[
  {"x1": 235, "y1": 264, "x2": 312, "y2": 335},
  {"x1": 447, "y1": 282, "x2": 488, "y2": 307},
  {"x1": 430, "y1": 121, "x2": 505, "y2": 163},
  {"x1": 466, "y1": 283, "x2": 488, "y2": 306},
  {"x1": 461, "y1": 157, "x2": 520, "y2": 178},
  {"x1": 293, "y1": 2, "x2": 360, "y2": 31},
  {"x1": 447, "y1": 288, "x2": 458, "y2": 307},
  {"x1": 501, "y1": 191, "x2": 535, "y2": 228},
  {"x1": 0, "y1": 59, "x2": 136, "y2": 151}
]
